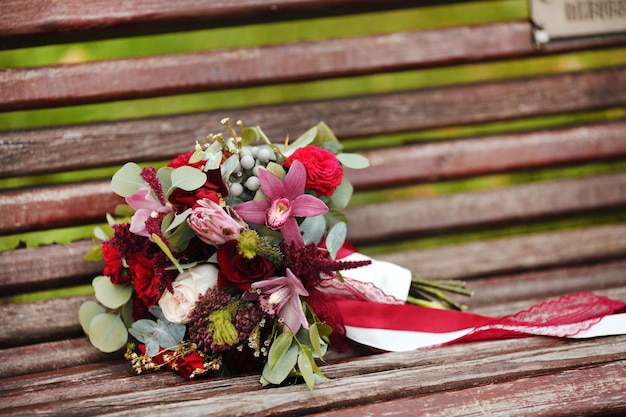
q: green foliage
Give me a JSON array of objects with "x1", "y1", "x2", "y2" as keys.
[
  {"x1": 78, "y1": 300, "x2": 105, "y2": 335},
  {"x1": 111, "y1": 162, "x2": 144, "y2": 197},
  {"x1": 128, "y1": 307, "x2": 186, "y2": 355},
  {"x1": 326, "y1": 222, "x2": 347, "y2": 260},
  {"x1": 88, "y1": 312, "x2": 128, "y2": 353},
  {"x1": 92, "y1": 275, "x2": 133, "y2": 309}
]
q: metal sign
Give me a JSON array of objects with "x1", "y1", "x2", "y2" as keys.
[{"x1": 530, "y1": 0, "x2": 626, "y2": 45}]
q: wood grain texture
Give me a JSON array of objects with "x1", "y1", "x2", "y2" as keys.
[
  {"x1": 3, "y1": 21, "x2": 626, "y2": 111},
  {"x1": 2, "y1": 67, "x2": 626, "y2": 178},
  {"x1": 310, "y1": 362, "x2": 626, "y2": 417},
  {"x1": 344, "y1": 121, "x2": 626, "y2": 189},
  {"x1": 375, "y1": 224, "x2": 626, "y2": 280},
  {"x1": 4, "y1": 335, "x2": 623, "y2": 416},
  {"x1": 0, "y1": 0, "x2": 431, "y2": 49},
  {"x1": 0, "y1": 240, "x2": 102, "y2": 295},
  {"x1": 346, "y1": 172, "x2": 626, "y2": 243}
]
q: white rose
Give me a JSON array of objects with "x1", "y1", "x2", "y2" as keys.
[{"x1": 158, "y1": 264, "x2": 218, "y2": 324}]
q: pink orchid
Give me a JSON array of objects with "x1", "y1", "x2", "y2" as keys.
[
  {"x1": 234, "y1": 160, "x2": 328, "y2": 245},
  {"x1": 126, "y1": 186, "x2": 173, "y2": 237},
  {"x1": 248, "y1": 268, "x2": 310, "y2": 333}
]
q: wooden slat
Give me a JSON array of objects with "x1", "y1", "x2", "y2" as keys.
[
  {"x1": 466, "y1": 260, "x2": 626, "y2": 308},
  {"x1": 0, "y1": 240, "x2": 101, "y2": 295},
  {"x1": 375, "y1": 224, "x2": 626, "y2": 281},
  {"x1": 0, "y1": 296, "x2": 90, "y2": 349},
  {"x1": 344, "y1": 121, "x2": 626, "y2": 189},
  {"x1": 4, "y1": 225, "x2": 625, "y2": 347},
  {"x1": 0, "y1": 181, "x2": 123, "y2": 235},
  {"x1": 346, "y1": 173, "x2": 626, "y2": 244},
  {"x1": 0, "y1": 0, "x2": 429, "y2": 50},
  {"x1": 2, "y1": 67, "x2": 626, "y2": 178},
  {"x1": 5, "y1": 335, "x2": 624, "y2": 416},
  {"x1": 310, "y1": 362, "x2": 626, "y2": 417},
  {"x1": 4, "y1": 21, "x2": 626, "y2": 111},
  {"x1": 3, "y1": 122, "x2": 626, "y2": 235}
]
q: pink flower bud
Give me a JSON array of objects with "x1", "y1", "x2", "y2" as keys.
[{"x1": 188, "y1": 199, "x2": 248, "y2": 246}]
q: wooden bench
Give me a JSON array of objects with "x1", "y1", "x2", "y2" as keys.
[{"x1": 2, "y1": 0, "x2": 626, "y2": 415}]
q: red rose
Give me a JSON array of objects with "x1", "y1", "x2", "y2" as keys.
[
  {"x1": 173, "y1": 352, "x2": 207, "y2": 380},
  {"x1": 128, "y1": 252, "x2": 162, "y2": 319},
  {"x1": 166, "y1": 164, "x2": 228, "y2": 213},
  {"x1": 102, "y1": 241, "x2": 129, "y2": 285},
  {"x1": 284, "y1": 145, "x2": 343, "y2": 196},
  {"x1": 217, "y1": 240, "x2": 275, "y2": 291}
]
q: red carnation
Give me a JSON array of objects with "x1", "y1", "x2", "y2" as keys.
[
  {"x1": 102, "y1": 241, "x2": 129, "y2": 285},
  {"x1": 128, "y1": 252, "x2": 162, "y2": 320},
  {"x1": 284, "y1": 145, "x2": 343, "y2": 197},
  {"x1": 217, "y1": 240, "x2": 275, "y2": 291}
]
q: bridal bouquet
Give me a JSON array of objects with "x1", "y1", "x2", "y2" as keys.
[
  {"x1": 79, "y1": 119, "x2": 470, "y2": 389},
  {"x1": 80, "y1": 119, "x2": 626, "y2": 390}
]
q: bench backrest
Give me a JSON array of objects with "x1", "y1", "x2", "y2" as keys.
[{"x1": 2, "y1": 0, "x2": 626, "y2": 382}]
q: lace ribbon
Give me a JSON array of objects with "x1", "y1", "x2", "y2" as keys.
[{"x1": 327, "y1": 251, "x2": 626, "y2": 352}]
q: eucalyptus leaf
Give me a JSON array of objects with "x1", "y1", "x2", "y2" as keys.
[
  {"x1": 326, "y1": 222, "x2": 347, "y2": 260},
  {"x1": 312, "y1": 121, "x2": 339, "y2": 147},
  {"x1": 268, "y1": 331, "x2": 293, "y2": 371},
  {"x1": 262, "y1": 343, "x2": 298, "y2": 385},
  {"x1": 88, "y1": 313, "x2": 128, "y2": 353},
  {"x1": 300, "y1": 215, "x2": 326, "y2": 245},
  {"x1": 166, "y1": 221, "x2": 196, "y2": 252},
  {"x1": 329, "y1": 177, "x2": 353, "y2": 211},
  {"x1": 264, "y1": 161, "x2": 286, "y2": 179},
  {"x1": 165, "y1": 208, "x2": 192, "y2": 233},
  {"x1": 170, "y1": 165, "x2": 207, "y2": 192},
  {"x1": 93, "y1": 225, "x2": 111, "y2": 242},
  {"x1": 78, "y1": 300, "x2": 106, "y2": 335},
  {"x1": 242, "y1": 127, "x2": 260, "y2": 146},
  {"x1": 92, "y1": 275, "x2": 133, "y2": 310},
  {"x1": 110, "y1": 162, "x2": 144, "y2": 197},
  {"x1": 284, "y1": 125, "x2": 316, "y2": 156},
  {"x1": 336, "y1": 152, "x2": 370, "y2": 169},
  {"x1": 297, "y1": 348, "x2": 315, "y2": 391},
  {"x1": 220, "y1": 154, "x2": 240, "y2": 183},
  {"x1": 157, "y1": 167, "x2": 173, "y2": 197},
  {"x1": 188, "y1": 150, "x2": 205, "y2": 164}
]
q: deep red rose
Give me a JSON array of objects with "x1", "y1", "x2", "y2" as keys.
[
  {"x1": 217, "y1": 240, "x2": 275, "y2": 291},
  {"x1": 284, "y1": 145, "x2": 343, "y2": 197},
  {"x1": 102, "y1": 241, "x2": 129, "y2": 285},
  {"x1": 174, "y1": 352, "x2": 207, "y2": 380},
  {"x1": 168, "y1": 185, "x2": 220, "y2": 213},
  {"x1": 128, "y1": 252, "x2": 161, "y2": 319}
]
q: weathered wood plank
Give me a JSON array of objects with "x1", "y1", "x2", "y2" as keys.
[
  {"x1": 344, "y1": 121, "x2": 626, "y2": 189},
  {"x1": 0, "y1": 240, "x2": 101, "y2": 295},
  {"x1": 4, "y1": 21, "x2": 626, "y2": 111},
  {"x1": 0, "y1": 0, "x2": 429, "y2": 49},
  {"x1": 0, "y1": 181, "x2": 122, "y2": 235},
  {"x1": 0, "y1": 296, "x2": 90, "y2": 348},
  {"x1": 346, "y1": 173, "x2": 626, "y2": 244},
  {"x1": 2, "y1": 68, "x2": 625, "y2": 177},
  {"x1": 5, "y1": 335, "x2": 624, "y2": 416},
  {"x1": 3, "y1": 157, "x2": 625, "y2": 239},
  {"x1": 310, "y1": 362, "x2": 626, "y2": 417},
  {"x1": 375, "y1": 224, "x2": 626, "y2": 280}
]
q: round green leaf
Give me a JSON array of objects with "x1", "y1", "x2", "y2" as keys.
[
  {"x1": 337, "y1": 152, "x2": 370, "y2": 169},
  {"x1": 93, "y1": 275, "x2": 133, "y2": 309},
  {"x1": 326, "y1": 222, "x2": 347, "y2": 260},
  {"x1": 263, "y1": 343, "x2": 298, "y2": 385},
  {"x1": 329, "y1": 177, "x2": 353, "y2": 211},
  {"x1": 78, "y1": 300, "x2": 106, "y2": 335},
  {"x1": 88, "y1": 313, "x2": 128, "y2": 353},
  {"x1": 111, "y1": 162, "x2": 144, "y2": 197},
  {"x1": 170, "y1": 165, "x2": 207, "y2": 191}
]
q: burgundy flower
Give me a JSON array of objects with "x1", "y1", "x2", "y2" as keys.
[
  {"x1": 128, "y1": 252, "x2": 162, "y2": 319},
  {"x1": 285, "y1": 145, "x2": 343, "y2": 197},
  {"x1": 217, "y1": 240, "x2": 275, "y2": 291}
]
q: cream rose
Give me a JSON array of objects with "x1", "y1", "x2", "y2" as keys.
[{"x1": 159, "y1": 264, "x2": 218, "y2": 324}]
